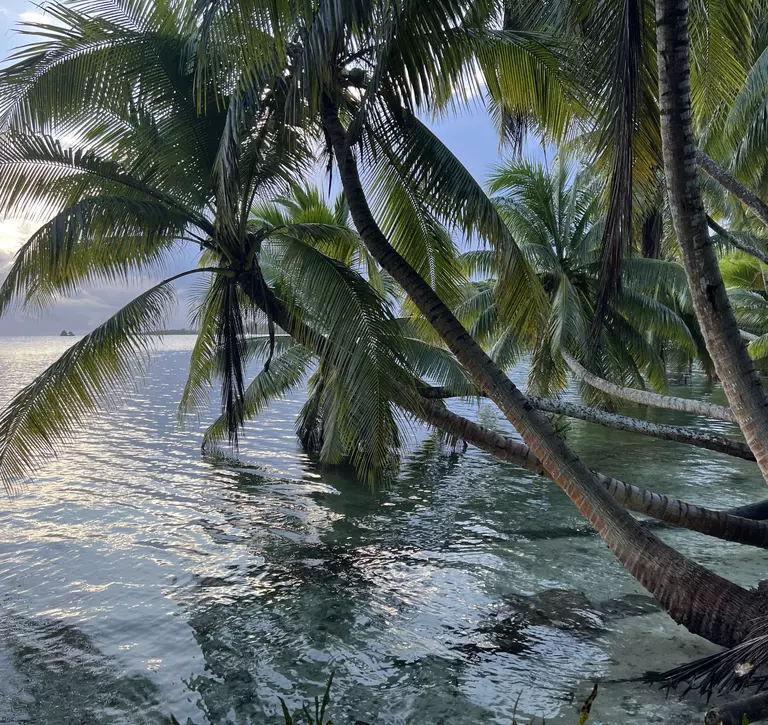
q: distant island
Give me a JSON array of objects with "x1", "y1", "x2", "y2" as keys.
[{"x1": 59, "y1": 330, "x2": 75, "y2": 337}]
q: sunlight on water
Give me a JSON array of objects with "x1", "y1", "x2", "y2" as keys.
[{"x1": 0, "y1": 336, "x2": 765, "y2": 723}]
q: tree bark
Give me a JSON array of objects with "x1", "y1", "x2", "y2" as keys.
[
  {"x1": 421, "y1": 385, "x2": 753, "y2": 460},
  {"x1": 656, "y1": 0, "x2": 768, "y2": 484},
  {"x1": 725, "y1": 499, "x2": 768, "y2": 520},
  {"x1": 696, "y1": 149, "x2": 768, "y2": 228},
  {"x1": 321, "y1": 95, "x2": 767, "y2": 648},
  {"x1": 562, "y1": 352, "x2": 735, "y2": 422},
  {"x1": 705, "y1": 691, "x2": 768, "y2": 725},
  {"x1": 248, "y1": 275, "x2": 768, "y2": 549},
  {"x1": 418, "y1": 397, "x2": 768, "y2": 550}
]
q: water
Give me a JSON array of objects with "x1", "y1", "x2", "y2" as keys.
[{"x1": 0, "y1": 336, "x2": 765, "y2": 724}]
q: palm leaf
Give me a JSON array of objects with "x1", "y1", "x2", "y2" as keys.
[
  {"x1": 0, "y1": 267, "x2": 216, "y2": 492},
  {"x1": 203, "y1": 342, "x2": 313, "y2": 449}
]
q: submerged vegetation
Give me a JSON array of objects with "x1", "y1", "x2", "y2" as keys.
[{"x1": 1, "y1": 0, "x2": 768, "y2": 720}]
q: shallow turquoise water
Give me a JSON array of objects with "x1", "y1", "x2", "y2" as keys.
[{"x1": 0, "y1": 335, "x2": 765, "y2": 724}]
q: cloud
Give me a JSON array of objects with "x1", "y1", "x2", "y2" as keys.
[
  {"x1": 0, "y1": 219, "x2": 34, "y2": 270},
  {"x1": 18, "y1": 10, "x2": 49, "y2": 23}
]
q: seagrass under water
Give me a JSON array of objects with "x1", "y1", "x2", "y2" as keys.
[{"x1": 0, "y1": 335, "x2": 764, "y2": 724}]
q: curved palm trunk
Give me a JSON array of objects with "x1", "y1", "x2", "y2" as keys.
[
  {"x1": 420, "y1": 397, "x2": 768, "y2": 550},
  {"x1": 656, "y1": 0, "x2": 768, "y2": 484},
  {"x1": 726, "y1": 499, "x2": 768, "y2": 520},
  {"x1": 421, "y1": 385, "x2": 752, "y2": 460},
  {"x1": 705, "y1": 693, "x2": 768, "y2": 725},
  {"x1": 562, "y1": 352, "x2": 735, "y2": 422},
  {"x1": 696, "y1": 149, "x2": 768, "y2": 228},
  {"x1": 321, "y1": 96, "x2": 765, "y2": 647}
]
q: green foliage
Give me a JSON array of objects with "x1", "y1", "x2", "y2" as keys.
[
  {"x1": 0, "y1": 269, "x2": 213, "y2": 492},
  {"x1": 475, "y1": 154, "x2": 694, "y2": 397}
]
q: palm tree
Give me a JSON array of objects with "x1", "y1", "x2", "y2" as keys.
[
  {"x1": 2, "y1": 0, "x2": 768, "y2": 677},
  {"x1": 455, "y1": 153, "x2": 696, "y2": 400},
  {"x1": 221, "y1": 0, "x2": 764, "y2": 648},
  {"x1": 654, "y1": 0, "x2": 768, "y2": 486},
  {"x1": 0, "y1": 1, "x2": 421, "y2": 487}
]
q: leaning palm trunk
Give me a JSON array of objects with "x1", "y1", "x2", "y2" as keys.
[
  {"x1": 321, "y1": 96, "x2": 765, "y2": 648},
  {"x1": 656, "y1": 0, "x2": 768, "y2": 484},
  {"x1": 420, "y1": 398, "x2": 768, "y2": 550},
  {"x1": 530, "y1": 396, "x2": 750, "y2": 459},
  {"x1": 562, "y1": 352, "x2": 735, "y2": 422},
  {"x1": 696, "y1": 150, "x2": 768, "y2": 228}
]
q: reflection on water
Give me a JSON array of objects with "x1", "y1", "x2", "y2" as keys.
[{"x1": 0, "y1": 336, "x2": 765, "y2": 723}]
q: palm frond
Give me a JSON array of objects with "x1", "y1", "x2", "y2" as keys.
[
  {"x1": 0, "y1": 195, "x2": 189, "y2": 316},
  {"x1": 0, "y1": 267, "x2": 215, "y2": 492},
  {"x1": 203, "y1": 343, "x2": 313, "y2": 449}
]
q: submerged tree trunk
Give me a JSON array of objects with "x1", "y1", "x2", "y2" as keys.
[
  {"x1": 321, "y1": 95, "x2": 767, "y2": 648},
  {"x1": 562, "y1": 352, "x2": 735, "y2": 422},
  {"x1": 419, "y1": 397, "x2": 768, "y2": 550},
  {"x1": 656, "y1": 0, "x2": 768, "y2": 484},
  {"x1": 696, "y1": 150, "x2": 768, "y2": 228}
]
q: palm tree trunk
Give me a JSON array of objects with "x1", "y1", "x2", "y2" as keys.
[
  {"x1": 726, "y1": 499, "x2": 768, "y2": 519},
  {"x1": 321, "y1": 95, "x2": 765, "y2": 647},
  {"x1": 419, "y1": 397, "x2": 768, "y2": 550},
  {"x1": 705, "y1": 692, "x2": 768, "y2": 725},
  {"x1": 421, "y1": 385, "x2": 752, "y2": 460},
  {"x1": 696, "y1": 149, "x2": 768, "y2": 228},
  {"x1": 530, "y1": 396, "x2": 751, "y2": 458},
  {"x1": 656, "y1": 0, "x2": 768, "y2": 484},
  {"x1": 562, "y1": 352, "x2": 735, "y2": 422}
]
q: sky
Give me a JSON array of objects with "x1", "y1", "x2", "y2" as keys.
[{"x1": 0, "y1": 2, "x2": 525, "y2": 336}]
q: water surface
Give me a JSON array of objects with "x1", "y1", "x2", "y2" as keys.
[{"x1": 0, "y1": 336, "x2": 764, "y2": 724}]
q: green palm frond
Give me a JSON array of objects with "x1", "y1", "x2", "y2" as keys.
[
  {"x1": 623, "y1": 257, "x2": 692, "y2": 309},
  {"x1": 0, "y1": 132, "x2": 210, "y2": 230},
  {"x1": 365, "y1": 144, "x2": 466, "y2": 306},
  {"x1": 721, "y1": 254, "x2": 767, "y2": 290},
  {"x1": 748, "y1": 332, "x2": 768, "y2": 359},
  {"x1": 725, "y1": 43, "x2": 768, "y2": 179},
  {"x1": 729, "y1": 287, "x2": 768, "y2": 330},
  {"x1": 616, "y1": 289, "x2": 697, "y2": 354},
  {"x1": 264, "y1": 231, "x2": 417, "y2": 481},
  {"x1": 609, "y1": 311, "x2": 667, "y2": 392},
  {"x1": 179, "y1": 271, "x2": 229, "y2": 422},
  {"x1": 0, "y1": 196, "x2": 189, "y2": 316},
  {"x1": 372, "y1": 111, "x2": 547, "y2": 339},
  {"x1": 459, "y1": 249, "x2": 496, "y2": 279},
  {"x1": 0, "y1": 268, "x2": 216, "y2": 492},
  {"x1": 689, "y1": 0, "x2": 751, "y2": 135},
  {"x1": 399, "y1": 332, "x2": 476, "y2": 395},
  {"x1": 203, "y1": 342, "x2": 314, "y2": 449}
]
